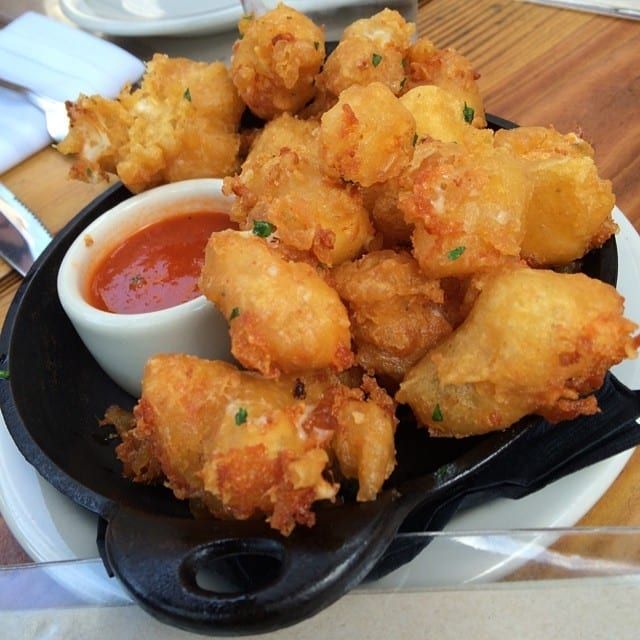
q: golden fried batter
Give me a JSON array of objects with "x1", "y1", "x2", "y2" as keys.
[
  {"x1": 230, "y1": 5, "x2": 325, "y2": 120},
  {"x1": 58, "y1": 54, "x2": 244, "y2": 193},
  {"x1": 124, "y1": 356, "x2": 338, "y2": 534},
  {"x1": 402, "y1": 38, "x2": 486, "y2": 128},
  {"x1": 332, "y1": 250, "x2": 452, "y2": 381},
  {"x1": 361, "y1": 178, "x2": 413, "y2": 248},
  {"x1": 398, "y1": 139, "x2": 531, "y2": 278},
  {"x1": 118, "y1": 355, "x2": 397, "y2": 533},
  {"x1": 494, "y1": 126, "x2": 616, "y2": 265},
  {"x1": 319, "y1": 83, "x2": 416, "y2": 187},
  {"x1": 400, "y1": 85, "x2": 492, "y2": 145},
  {"x1": 397, "y1": 268, "x2": 639, "y2": 437},
  {"x1": 57, "y1": 95, "x2": 130, "y2": 180},
  {"x1": 331, "y1": 376, "x2": 397, "y2": 501},
  {"x1": 223, "y1": 114, "x2": 374, "y2": 265},
  {"x1": 199, "y1": 230, "x2": 354, "y2": 377},
  {"x1": 318, "y1": 9, "x2": 414, "y2": 99}
]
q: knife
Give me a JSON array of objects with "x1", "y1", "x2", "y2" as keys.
[{"x1": 0, "y1": 182, "x2": 52, "y2": 277}]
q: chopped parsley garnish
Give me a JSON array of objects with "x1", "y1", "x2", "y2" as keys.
[
  {"x1": 432, "y1": 404, "x2": 444, "y2": 422},
  {"x1": 0, "y1": 369, "x2": 9, "y2": 380},
  {"x1": 129, "y1": 274, "x2": 146, "y2": 289},
  {"x1": 463, "y1": 102, "x2": 475, "y2": 124},
  {"x1": 400, "y1": 77, "x2": 407, "y2": 90},
  {"x1": 252, "y1": 220, "x2": 277, "y2": 238},
  {"x1": 447, "y1": 246, "x2": 466, "y2": 261},
  {"x1": 229, "y1": 307, "x2": 240, "y2": 320},
  {"x1": 235, "y1": 407, "x2": 248, "y2": 425},
  {"x1": 183, "y1": 88, "x2": 192, "y2": 102},
  {"x1": 372, "y1": 53, "x2": 383, "y2": 67},
  {"x1": 434, "y1": 466, "x2": 448, "y2": 482},
  {"x1": 412, "y1": 133, "x2": 418, "y2": 146},
  {"x1": 293, "y1": 378, "x2": 306, "y2": 400},
  {"x1": 314, "y1": 41, "x2": 319, "y2": 50},
  {"x1": 86, "y1": 167, "x2": 93, "y2": 177}
]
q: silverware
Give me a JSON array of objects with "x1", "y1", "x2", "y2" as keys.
[
  {"x1": 0, "y1": 182, "x2": 52, "y2": 277},
  {"x1": 523, "y1": 1, "x2": 640, "y2": 20},
  {"x1": 0, "y1": 77, "x2": 69, "y2": 143}
]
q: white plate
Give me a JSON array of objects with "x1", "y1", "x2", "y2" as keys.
[
  {"x1": 0, "y1": 207, "x2": 638, "y2": 601},
  {"x1": 59, "y1": 0, "x2": 244, "y2": 37}
]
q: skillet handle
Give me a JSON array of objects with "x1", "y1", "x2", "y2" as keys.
[
  {"x1": 369, "y1": 374, "x2": 640, "y2": 581},
  {"x1": 102, "y1": 494, "x2": 413, "y2": 635}
]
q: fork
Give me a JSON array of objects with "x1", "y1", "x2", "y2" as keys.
[{"x1": 0, "y1": 77, "x2": 69, "y2": 143}]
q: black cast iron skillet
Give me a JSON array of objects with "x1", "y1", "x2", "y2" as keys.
[{"x1": 1, "y1": 116, "x2": 640, "y2": 635}]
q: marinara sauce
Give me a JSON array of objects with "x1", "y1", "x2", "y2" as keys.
[{"x1": 88, "y1": 212, "x2": 232, "y2": 314}]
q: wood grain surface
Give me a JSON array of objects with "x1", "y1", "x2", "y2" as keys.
[{"x1": 0, "y1": 0, "x2": 639, "y2": 579}]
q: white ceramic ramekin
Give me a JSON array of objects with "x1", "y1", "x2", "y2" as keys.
[{"x1": 57, "y1": 178, "x2": 233, "y2": 397}]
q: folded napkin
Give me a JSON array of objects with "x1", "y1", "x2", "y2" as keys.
[{"x1": 0, "y1": 12, "x2": 144, "y2": 174}]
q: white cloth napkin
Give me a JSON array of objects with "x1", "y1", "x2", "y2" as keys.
[{"x1": 0, "y1": 12, "x2": 144, "y2": 174}]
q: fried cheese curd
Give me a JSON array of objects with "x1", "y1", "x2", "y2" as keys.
[
  {"x1": 402, "y1": 38, "x2": 486, "y2": 128},
  {"x1": 397, "y1": 268, "x2": 639, "y2": 438},
  {"x1": 400, "y1": 85, "x2": 492, "y2": 145},
  {"x1": 199, "y1": 230, "x2": 354, "y2": 377},
  {"x1": 332, "y1": 250, "x2": 452, "y2": 381},
  {"x1": 331, "y1": 375, "x2": 397, "y2": 501},
  {"x1": 223, "y1": 114, "x2": 374, "y2": 265},
  {"x1": 362, "y1": 178, "x2": 413, "y2": 248},
  {"x1": 319, "y1": 83, "x2": 416, "y2": 187},
  {"x1": 318, "y1": 9, "x2": 414, "y2": 99},
  {"x1": 494, "y1": 126, "x2": 616, "y2": 265},
  {"x1": 230, "y1": 5, "x2": 325, "y2": 120},
  {"x1": 58, "y1": 54, "x2": 244, "y2": 193},
  {"x1": 359, "y1": 86, "x2": 492, "y2": 246},
  {"x1": 398, "y1": 138, "x2": 531, "y2": 278},
  {"x1": 118, "y1": 355, "x2": 396, "y2": 534},
  {"x1": 57, "y1": 95, "x2": 131, "y2": 179}
]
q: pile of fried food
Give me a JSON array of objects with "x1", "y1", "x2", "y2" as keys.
[{"x1": 63, "y1": 5, "x2": 639, "y2": 535}]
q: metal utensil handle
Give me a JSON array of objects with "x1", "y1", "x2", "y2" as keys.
[{"x1": 0, "y1": 77, "x2": 53, "y2": 111}]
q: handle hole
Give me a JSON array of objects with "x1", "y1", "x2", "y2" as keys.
[{"x1": 183, "y1": 538, "x2": 285, "y2": 597}]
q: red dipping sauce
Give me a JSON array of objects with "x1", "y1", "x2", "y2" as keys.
[{"x1": 88, "y1": 212, "x2": 232, "y2": 314}]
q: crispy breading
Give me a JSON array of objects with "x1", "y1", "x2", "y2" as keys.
[
  {"x1": 319, "y1": 83, "x2": 416, "y2": 187},
  {"x1": 397, "y1": 268, "x2": 639, "y2": 437},
  {"x1": 398, "y1": 139, "x2": 531, "y2": 278},
  {"x1": 230, "y1": 5, "x2": 325, "y2": 119},
  {"x1": 122, "y1": 356, "x2": 338, "y2": 534},
  {"x1": 402, "y1": 38, "x2": 486, "y2": 128},
  {"x1": 331, "y1": 376, "x2": 397, "y2": 501},
  {"x1": 199, "y1": 230, "x2": 354, "y2": 377},
  {"x1": 317, "y1": 9, "x2": 414, "y2": 99},
  {"x1": 117, "y1": 355, "x2": 397, "y2": 533},
  {"x1": 400, "y1": 85, "x2": 492, "y2": 145},
  {"x1": 57, "y1": 95, "x2": 130, "y2": 180},
  {"x1": 58, "y1": 54, "x2": 244, "y2": 193},
  {"x1": 361, "y1": 177, "x2": 413, "y2": 248},
  {"x1": 494, "y1": 126, "x2": 616, "y2": 265},
  {"x1": 223, "y1": 114, "x2": 374, "y2": 266},
  {"x1": 332, "y1": 250, "x2": 452, "y2": 381}
]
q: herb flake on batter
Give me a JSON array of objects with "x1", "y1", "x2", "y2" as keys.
[
  {"x1": 447, "y1": 246, "x2": 465, "y2": 261},
  {"x1": 235, "y1": 407, "x2": 248, "y2": 425},
  {"x1": 252, "y1": 220, "x2": 277, "y2": 238}
]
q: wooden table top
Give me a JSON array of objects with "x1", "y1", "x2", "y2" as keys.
[{"x1": 0, "y1": 0, "x2": 639, "y2": 577}]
